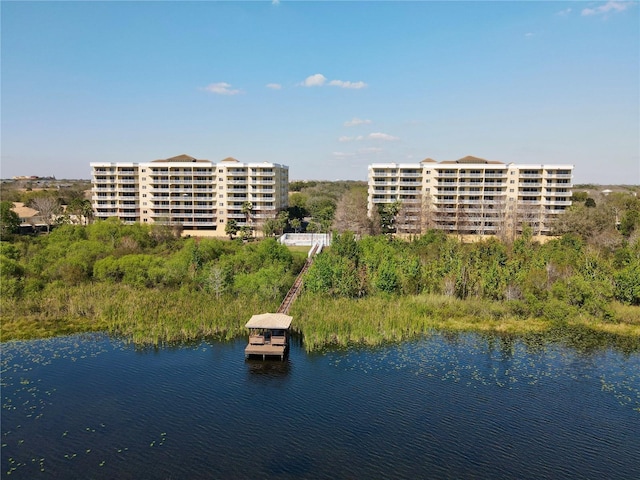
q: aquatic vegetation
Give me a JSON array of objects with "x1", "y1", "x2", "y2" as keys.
[
  {"x1": 1, "y1": 227, "x2": 638, "y2": 352},
  {"x1": 291, "y1": 293, "x2": 640, "y2": 354}
]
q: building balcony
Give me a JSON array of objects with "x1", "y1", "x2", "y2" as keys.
[
  {"x1": 484, "y1": 173, "x2": 507, "y2": 178},
  {"x1": 373, "y1": 181, "x2": 399, "y2": 186},
  {"x1": 545, "y1": 173, "x2": 572, "y2": 179},
  {"x1": 546, "y1": 182, "x2": 573, "y2": 188},
  {"x1": 457, "y1": 182, "x2": 487, "y2": 187},
  {"x1": 519, "y1": 182, "x2": 542, "y2": 187},
  {"x1": 544, "y1": 190, "x2": 572, "y2": 197}
]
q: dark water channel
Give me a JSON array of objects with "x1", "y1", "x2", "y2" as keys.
[{"x1": 1, "y1": 332, "x2": 639, "y2": 479}]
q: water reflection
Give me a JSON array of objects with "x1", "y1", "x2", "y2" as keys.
[
  {"x1": 1, "y1": 333, "x2": 638, "y2": 480},
  {"x1": 245, "y1": 358, "x2": 291, "y2": 378}
]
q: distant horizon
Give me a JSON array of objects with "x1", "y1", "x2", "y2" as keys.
[
  {"x1": 2, "y1": 2, "x2": 638, "y2": 184},
  {"x1": 2, "y1": 174, "x2": 639, "y2": 189}
]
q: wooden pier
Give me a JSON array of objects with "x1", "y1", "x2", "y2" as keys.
[
  {"x1": 244, "y1": 243, "x2": 321, "y2": 360},
  {"x1": 277, "y1": 243, "x2": 319, "y2": 315},
  {"x1": 244, "y1": 313, "x2": 292, "y2": 360}
]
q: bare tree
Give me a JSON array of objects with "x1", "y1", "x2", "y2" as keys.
[
  {"x1": 420, "y1": 192, "x2": 434, "y2": 232},
  {"x1": 517, "y1": 201, "x2": 543, "y2": 237},
  {"x1": 333, "y1": 187, "x2": 372, "y2": 235},
  {"x1": 207, "y1": 265, "x2": 226, "y2": 299},
  {"x1": 396, "y1": 199, "x2": 421, "y2": 236},
  {"x1": 29, "y1": 196, "x2": 60, "y2": 233}
]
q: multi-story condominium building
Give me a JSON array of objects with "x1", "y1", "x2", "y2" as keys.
[
  {"x1": 368, "y1": 156, "x2": 573, "y2": 237},
  {"x1": 91, "y1": 154, "x2": 289, "y2": 234}
]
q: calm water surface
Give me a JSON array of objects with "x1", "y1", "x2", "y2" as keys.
[{"x1": 1, "y1": 333, "x2": 639, "y2": 479}]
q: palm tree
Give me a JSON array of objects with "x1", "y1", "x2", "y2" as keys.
[{"x1": 241, "y1": 201, "x2": 254, "y2": 238}]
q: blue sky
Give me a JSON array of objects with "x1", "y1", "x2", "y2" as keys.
[{"x1": 1, "y1": 1, "x2": 638, "y2": 183}]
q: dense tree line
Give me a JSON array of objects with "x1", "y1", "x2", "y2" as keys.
[
  {"x1": 304, "y1": 229, "x2": 640, "y2": 318},
  {"x1": 1, "y1": 219, "x2": 305, "y2": 304}
]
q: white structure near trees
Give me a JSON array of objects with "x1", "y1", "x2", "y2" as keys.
[
  {"x1": 368, "y1": 156, "x2": 573, "y2": 237},
  {"x1": 91, "y1": 155, "x2": 288, "y2": 235}
]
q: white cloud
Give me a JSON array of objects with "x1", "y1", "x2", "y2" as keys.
[
  {"x1": 556, "y1": 7, "x2": 572, "y2": 16},
  {"x1": 266, "y1": 83, "x2": 282, "y2": 90},
  {"x1": 272, "y1": 0, "x2": 280, "y2": 5},
  {"x1": 344, "y1": 118, "x2": 372, "y2": 127},
  {"x1": 203, "y1": 82, "x2": 242, "y2": 95},
  {"x1": 299, "y1": 74, "x2": 367, "y2": 89},
  {"x1": 525, "y1": 32, "x2": 534, "y2": 38},
  {"x1": 582, "y1": 1, "x2": 633, "y2": 16},
  {"x1": 301, "y1": 73, "x2": 327, "y2": 87},
  {"x1": 328, "y1": 80, "x2": 368, "y2": 89},
  {"x1": 368, "y1": 132, "x2": 399, "y2": 141}
]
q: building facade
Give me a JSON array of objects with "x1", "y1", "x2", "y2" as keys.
[
  {"x1": 91, "y1": 155, "x2": 289, "y2": 233},
  {"x1": 368, "y1": 156, "x2": 573, "y2": 237}
]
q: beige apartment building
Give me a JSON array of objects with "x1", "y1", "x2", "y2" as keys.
[
  {"x1": 368, "y1": 156, "x2": 573, "y2": 237},
  {"x1": 91, "y1": 154, "x2": 289, "y2": 234}
]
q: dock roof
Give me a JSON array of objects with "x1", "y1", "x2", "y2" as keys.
[{"x1": 245, "y1": 313, "x2": 293, "y2": 330}]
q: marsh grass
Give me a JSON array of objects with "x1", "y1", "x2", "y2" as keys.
[
  {"x1": 2, "y1": 286, "x2": 638, "y2": 353},
  {"x1": 1, "y1": 283, "x2": 278, "y2": 345},
  {"x1": 291, "y1": 293, "x2": 640, "y2": 352}
]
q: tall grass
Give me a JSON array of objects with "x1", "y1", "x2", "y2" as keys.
[
  {"x1": 291, "y1": 293, "x2": 640, "y2": 352},
  {"x1": 1, "y1": 283, "x2": 278, "y2": 345},
  {"x1": 2, "y1": 284, "x2": 638, "y2": 353}
]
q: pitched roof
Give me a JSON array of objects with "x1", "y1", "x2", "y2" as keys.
[
  {"x1": 220, "y1": 157, "x2": 240, "y2": 163},
  {"x1": 245, "y1": 313, "x2": 293, "y2": 330},
  {"x1": 438, "y1": 156, "x2": 504, "y2": 165},
  {"x1": 420, "y1": 158, "x2": 437, "y2": 163},
  {"x1": 152, "y1": 154, "x2": 208, "y2": 163},
  {"x1": 11, "y1": 202, "x2": 39, "y2": 219}
]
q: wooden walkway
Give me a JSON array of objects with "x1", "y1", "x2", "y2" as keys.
[{"x1": 277, "y1": 243, "x2": 320, "y2": 315}]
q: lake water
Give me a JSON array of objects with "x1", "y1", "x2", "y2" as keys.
[{"x1": 1, "y1": 332, "x2": 639, "y2": 479}]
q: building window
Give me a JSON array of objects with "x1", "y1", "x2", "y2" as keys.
[
  {"x1": 219, "y1": 203, "x2": 224, "y2": 206},
  {"x1": 509, "y1": 189, "x2": 514, "y2": 193},
  {"x1": 510, "y1": 180, "x2": 515, "y2": 184}
]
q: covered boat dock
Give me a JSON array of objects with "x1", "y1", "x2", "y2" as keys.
[{"x1": 244, "y1": 313, "x2": 293, "y2": 360}]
